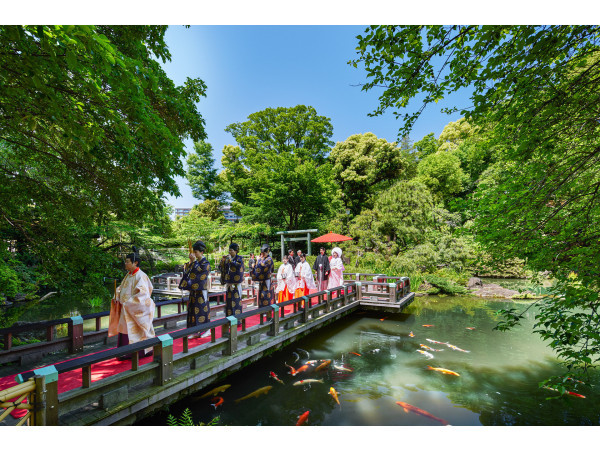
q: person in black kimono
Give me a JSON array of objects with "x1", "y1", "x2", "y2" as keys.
[
  {"x1": 313, "y1": 246, "x2": 331, "y2": 291},
  {"x1": 178, "y1": 240, "x2": 211, "y2": 336},
  {"x1": 219, "y1": 242, "x2": 245, "y2": 317},
  {"x1": 287, "y1": 249, "x2": 296, "y2": 269},
  {"x1": 252, "y1": 243, "x2": 275, "y2": 307}
]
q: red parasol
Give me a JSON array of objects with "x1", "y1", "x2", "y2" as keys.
[{"x1": 310, "y1": 232, "x2": 353, "y2": 243}]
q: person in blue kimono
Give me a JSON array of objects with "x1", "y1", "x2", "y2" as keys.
[
  {"x1": 219, "y1": 242, "x2": 245, "y2": 317},
  {"x1": 179, "y1": 240, "x2": 211, "y2": 335},
  {"x1": 251, "y1": 243, "x2": 274, "y2": 307}
]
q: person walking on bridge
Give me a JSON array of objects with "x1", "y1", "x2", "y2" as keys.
[
  {"x1": 276, "y1": 254, "x2": 296, "y2": 303},
  {"x1": 294, "y1": 253, "x2": 317, "y2": 301},
  {"x1": 313, "y1": 246, "x2": 330, "y2": 291},
  {"x1": 252, "y1": 244, "x2": 274, "y2": 307},
  {"x1": 219, "y1": 243, "x2": 245, "y2": 317},
  {"x1": 108, "y1": 247, "x2": 155, "y2": 360},
  {"x1": 178, "y1": 240, "x2": 211, "y2": 336},
  {"x1": 327, "y1": 247, "x2": 345, "y2": 290}
]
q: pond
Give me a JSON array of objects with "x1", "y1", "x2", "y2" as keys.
[{"x1": 139, "y1": 295, "x2": 599, "y2": 426}]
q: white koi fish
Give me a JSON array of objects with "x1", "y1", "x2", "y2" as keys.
[
  {"x1": 416, "y1": 349, "x2": 434, "y2": 359},
  {"x1": 293, "y1": 379, "x2": 324, "y2": 386}
]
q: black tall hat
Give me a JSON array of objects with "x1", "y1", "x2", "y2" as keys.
[
  {"x1": 192, "y1": 240, "x2": 206, "y2": 252},
  {"x1": 261, "y1": 244, "x2": 270, "y2": 253},
  {"x1": 126, "y1": 246, "x2": 141, "y2": 264},
  {"x1": 229, "y1": 242, "x2": 240, "y2": 253}
]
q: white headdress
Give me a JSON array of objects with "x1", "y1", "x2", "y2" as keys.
[{"x1": 332, "y1": 247, "x2": 342, "y2": 258}]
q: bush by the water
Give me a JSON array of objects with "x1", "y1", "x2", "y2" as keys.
[{"x1": 425, "y1": 275, "x2": 469, "y2": 295}]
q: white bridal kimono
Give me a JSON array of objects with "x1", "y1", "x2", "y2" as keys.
[
  {"x1": 295, "y1": 261, "x2": 317, "y2": 291},
  {"x1": 108, "y1": 268, "x2": 156, "y2": 348},
  {"x1": 276, "y1": 262, "x2": 297, "y2": 294},
  {"x1": 327, "y1": 247, "x2": 345, "y2": 289}
]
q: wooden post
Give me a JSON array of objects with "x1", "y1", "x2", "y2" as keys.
[
  {"x1": 29, "y1": 366, "x2": 58, "y2": 426},
  {"x1": 355, "y1": 282, "x2": 362, "y2": 302},
  {"x1": 301, "y1": 297, "x2": 310, "y2": 323},
  {"x1": 82, "y1": 366, "x2": 91, "y2": 388},
  {"x1": 342, "y1": 286, "x2": 349, "y2": 306},
  {"x1": 223, "y1": 316, "x2": 238, "y2": 356},
  {"x1": 68, "y1": 316, "x2": 84, "y2": 353},
  {"x1": 4, "y1": 332, "x2": 12, "y2": 351},
  {"x1": 268, "y1": 305, "x2": 280, "y2": 336},
  {"x1": 132, "y1": 352, "x2": 139, "y2": 371},
  {"x1": 32, "y1": 375, "x2": 46, "y2": 426},
  {"x1": 95, "y1": 317, "x2": 101, "y2": 331},
  {"x1": 325, "y1": 290, "x2": 332, "y2": 312},
  {"x1": 182, "y1": 336, "x2": 189, "y2": 353},
  {"x1": 46, "y1": 325, "x2": 54, "y2": 341},
  {"x1": 389, "y1": 283, "x2": 397, "y2": 302},
  {"x1": 154, "y1": 335, "x2": 173, "y2": 386}
]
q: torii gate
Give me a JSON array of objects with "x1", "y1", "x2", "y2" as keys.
[{"x1": 276, "y1": 229, "x2": 318, "y2": 261}]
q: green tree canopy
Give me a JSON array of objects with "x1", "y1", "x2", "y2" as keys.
[
  {"x1": 329, "y1": 132, "x2": 407, "y2": 216},
  {"x1": 220, "y1": 105, "x2": 336, "y2": 230},
  {"x1": 186, "y1": 141, "x2": 224, "y2": 201},
  {"x1": 0, "y1": 25, "x2": 207, "y2": 293}
]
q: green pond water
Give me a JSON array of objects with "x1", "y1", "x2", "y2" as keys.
[{"x1": 138, "y1": 295, "x2": 599, "y2": 426}]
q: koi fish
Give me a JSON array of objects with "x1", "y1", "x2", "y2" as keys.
[
  {"x1": 350, "y1": 352, "x2": 362, "y2": 357},
  {"x1": 293, "y1": 364, "x2": 312, "y2": 376},
  {"x1": 210, "y1": 396, "x2": 224, "y2": 409},
  {"x1": 420, "y1": 344, "x2": 444, "y2": 352},
  {"x1": 426, "y1": 338, "x2": 447, "y2": 345},
  {"x1": 329, "y1": 387, "x2": 340, "y2": 406},
  {"x1": 296, "y1": 410, "x2": 310, "y2": 426},
  {"x1": 466, "y1": 327, "x2": 476, "y2": 330},
  {"x1": 543, "y1": 386, "x2": 586, "y2": 398},
  {"x1": 269, "y1": 371, "x2": 284, "y2": 384},
  {"x1": 427, "y1": 366, "x2": 460, "y2": 377},
  {"x1": 567, "y1": 377, "x2": 585, "y2": 385},
  {"x1": 315, "y1": 360, "x2": 331, "y2": 372},
  {"x1": 380, "y1": 317, "x2": 387, "y2": 322},
  {"x1": 396, "y1": 401, "x2": 449, "y2": 426},
  {"x1": 446, "y1": 344, "x2": 470, "y2": 353},
  {"x1": 234, "y1": 386, "x2": 273, "y2": 403},
  {"x1": 297, "y1": 348, "x2": 310, "y2": 359},
  {"x1": 292, "y1": 352, "x2": 300, "y2": 362},
  {"x1": 333, "y1": 364, "x2": 353, "y2": 373},
  {"x1": 408, "y1": 331, "x2": 415, "y2": 338},
  {"x1": 285, "y1": 362, "x2": 297, "y2": 376},
  {"x1": 293, "y1": 379, "x2": 324, "y2": 386},
  {"x1": 305, "y1": 360, "x2": 319, "y2": 366},
  {"x1": 198, "y1": 384, "x2": 231, "y2": 399},
  {"x1": 422, "y1": 324, "x2": 434, "y2": 327},
  {"x1": 416, "y1": 350, "x2": 434, "y2": 359}
]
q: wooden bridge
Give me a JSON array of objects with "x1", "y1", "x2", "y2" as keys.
[{"x1": 0, "y1": 275, "x2": 412, "y2": 426}]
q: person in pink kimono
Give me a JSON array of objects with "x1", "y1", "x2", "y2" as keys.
[{"x1": 327, "y1": 247, "x2": 345, "y2": 290}]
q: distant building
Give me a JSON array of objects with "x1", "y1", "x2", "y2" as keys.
[
  {"x1": 219, "y1": 205, "x2": 242, "y2": 222},
  {"x1": 175, "y1": 208, "x2": 192, "y2": 218}
]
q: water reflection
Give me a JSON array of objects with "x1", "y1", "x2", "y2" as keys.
[{"x1": 138, "y1": 297, "x2": 598, "y2": 426}]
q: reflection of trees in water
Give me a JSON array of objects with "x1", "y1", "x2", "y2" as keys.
[{"x1": 418, "y1": 359, "x2": 599, "y2": 426}]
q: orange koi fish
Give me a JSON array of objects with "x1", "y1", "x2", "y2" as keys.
[
  {"x1": 567, "y1": 377, "x2": 585, "y2": 385},
  {"x1": 210, "y1": 396, "x2": 224, "y2": 409},
  {"x1": 234, "y1": 386, "x2": 273, "y2": 403},
  {"x1": 296, "y1": 411, "x2": 310, "y2": 426},
  {"x1": 269, "y1": 371, "x2": 284, "y2": 384},
  {"x1": 329, "y1": 387, "x2": 340, "y2": 406},
  {"x1": 315, "y1": 360, "x2": 331, "y2": 372},
  {"x1": 422, "y1": 324, "x2": 434, "y2": 327},
  {"x1": 408, "y1": 331, "x2": 415, "y2": 338},
  {"x1": 466, "y1": 327, "x2": 476, "y2": 330},
  {"x1": 285, "y1": 363, "x2": 297, "y2": 376},
  {"x1": 396, "y1": 401, "x2": 449, "y2": 426},
  {"x1": 543, "y1": 386, "x2": 586, "y2": 398},
  {"x1": 427, "y1": 366, "x2": 460, "y2": 377},
  {"x1": 293, "y1": 364, "x2": 312, "y2": 376},
  {"x1": 446, "y1": 343, "x2": 470, "y2": 353},
  {"x1": 420, "y1": 344, "x2": 444, "y2": 352},
  {"x1": 350, "y1": 352, "x2": 362, "y2": 357},
  {"x1": 380, "y1": 317, "x2": 387, "y2": 322}
]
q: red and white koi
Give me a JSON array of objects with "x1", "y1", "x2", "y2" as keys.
[
  {"x1": 210, "y1": 396, "x2": 224, "y2": 409},
  {"x1": 466, "y1": 327, "x2": 476, "y2": 330},
  {"x1": 426, "y1": 338, "x2": 448, "y2": 345},
  {"x1": 269, "y1": 371, "x2": 284, "y2": 384},
  {"x1": 543, "y1": 386, "x2": 586, "y2": 398},
  {"x1": 445, "y1": 343, "x2": 470, "y2": 353}
]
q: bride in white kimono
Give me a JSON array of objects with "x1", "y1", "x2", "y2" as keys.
[{"x1": 327, "y1": 247, "x2": 345, "y2": 289}]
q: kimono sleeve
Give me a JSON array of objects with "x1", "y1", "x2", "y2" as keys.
[{"x1": 251, "y1": 258, "x2": 271, "y2": 281}]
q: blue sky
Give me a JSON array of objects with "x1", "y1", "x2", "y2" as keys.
[{"x1": 161, "y1": 25, "x2": 468, "y2": 210}]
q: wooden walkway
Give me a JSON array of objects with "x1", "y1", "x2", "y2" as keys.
[{"x1": 0, "y1": 276, "x2": 411, "y2": 426}]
